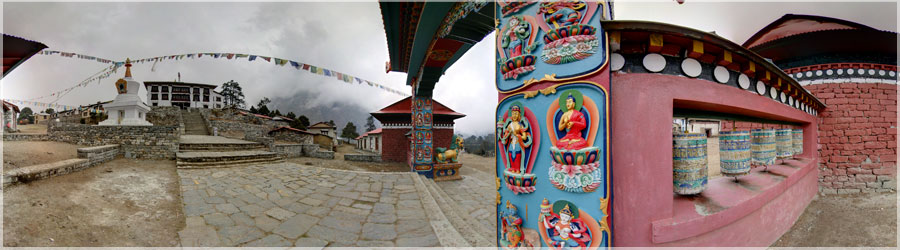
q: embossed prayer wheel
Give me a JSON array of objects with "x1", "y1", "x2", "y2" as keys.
[
  {"x1": 719, "y1": 130, "x2": 751, "y2": 177},
  {"x1": 776, "y1": 129, "x2": 793, "y2": 159},
  {"x1": 673, "y1": 133, "x2": 708, "y2": 195},
  {"x1": 793, "y1": 129, "x2": 803, "y2": 155},
  {"x1": 751, "y1": 129, "x2": 776, "y2": 166}
]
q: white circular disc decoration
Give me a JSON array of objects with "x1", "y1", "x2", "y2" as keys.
[
  {"x1": 805, "y1": 71, "x2": 813, "y2": 77},
  {"x1": 756, "y1": 81, "x2": 766, "y2": 95},
  {"x1": 681, "y1": 58, "x2": 702, "y2": 77},
  {"x1": 795, "y1": 72, "x2": 803, "y2": 78},
  {"x1": 780, "y1": 92, "x2": 787, "y2": 103},
  {"x1": 849, "y1": 69, "x2": 856, "y2": 75},
  {"x1": 770, "y1": 86, "x2": 778, "y2": 99},
  {"x1": 816, "y1": 70, "x2": 823, "y2": 76},
  {"x1": 837, "y1": 69, "x2": 844, "y2": 75},
  {"x1": 826, "y1": 69, "x2": 833, "y2": 75},
  {"x1": 714, "y1": 66, "x2": 730, "y2": 83},
  {"x1": 858, "y1": 69, "x2": 865, "y2": 74},
  {"x1": 879, "y1": 70, "x2": 886, "y2": 76},
  {"x1": 890, "y1": 71, "x2": 896, "y2": 77},
  {"x1": 739, "y1": 74, "x2": 751, "y2": 89},
  {"x1": 610, "y1": 53, "x2": 625, "y2": 71},
  {"x1": 868, "y1": 69, "x2": 876, "y2": 75},
  {"x1": 643, "y1": 53, "x2": 667, "y2": 72},
  {"x1": 789, "y1": 96, "x2": 793, "y2": 106}
]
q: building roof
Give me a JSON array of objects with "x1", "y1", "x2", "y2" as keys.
[
  {"x1": 269, "y1": 126, "x2": 315, "y2": 135},
  {"x1": 144, "y1": 81, "x2": 219, "y2": 89},
  {"x1": 2, "y1": 100, "x2": 19, "y2": 113},
  {"x1": 742, "y1": 14, "x2": 897, "y2": 67},
  {"x1": 309, "y1": 122, "x2": 335, "y2": 129},
  {"x1": 3, "y1": 34, "x2": 48, "y2": 78},
  {"x1": 238, "y1": 111, "x2": 272, "y2": 120},
  {"x1": 357, "y1": 128, "x2": 383, "y2": 140},
  {"x1": 371, "y1": 96, "x2": 465, "y2": 118},
  {"x1": 743, "y1": 14, "x2": 883, "y2": 48},
  {"x1": 273, "y1": 116, "x2": 294, "y2": 122}
]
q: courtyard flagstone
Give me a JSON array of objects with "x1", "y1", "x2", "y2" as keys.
[{"x1": 176, "y1": 161, "x2": 441, "y2": 247}]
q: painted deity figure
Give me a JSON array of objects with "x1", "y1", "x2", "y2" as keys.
[
  {"x1": 538, "y1": 0, "x2": 586, "y2": 28},
  {"x1": 556, "y1": 94, "x2": 587, "y2": 150},
  {"x1": 500, "y1": 201, "x2": 525, "y2": 248},
  {"x1": 501, "y1": 16, "x2": 531, "y2": 58},
  {"x1": 542, "y1": 204, "x2": 589, "y2": 248},
  {"x1": 500, "y1": 104, "x2": 532, "y2": 173}
]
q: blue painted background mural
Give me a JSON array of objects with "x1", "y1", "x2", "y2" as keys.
[{"x1": 496, "y1": 1, "x2": 613, "y2": 249}]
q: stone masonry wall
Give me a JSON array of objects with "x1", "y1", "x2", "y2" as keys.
[
  {"x1": 48, "y1": 121, "x2": 180, "y2": 159},
  {"x1": 723, "y1": 83, "x2": 898, "y2": 194},
  {"x1": 270, "y1": 130, "x2": 314, "y2": 144},
  {"x1": 147, "y1": 106, "x2": 183, "y2": 127},
  {"x1": 807, "y1": 83, "x2": 897, "y2": 194},
  {"x1": 2, "y1": 133, "x2": 50, "y2": 141}
]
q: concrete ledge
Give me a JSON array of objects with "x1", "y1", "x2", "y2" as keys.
[
  {"x1": 4, "y1": 144, "x2": 120, "y2": 187},
  {"x1": 650, "y1": 157, "x2": 818, "y2": 246},
  {"x1": 4, "y1": 159, "x2": 89, "y2": 186},
  {"x1": 344, "y1": 154, "x2": 381, "y2": 162},
  {"x1": 3, "y1": 133, "x2": 49, "y2": 141}
]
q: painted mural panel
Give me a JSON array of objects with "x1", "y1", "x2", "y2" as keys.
[
  {"x1": 496, "y1": 83, "x2": 610, "y2": 249},
  {"x1": 496, "y1": 1, "x2": 613, "y2": 248},
  {"x1": 496, "y1": 0, "x2": 609, "y2": 92}
]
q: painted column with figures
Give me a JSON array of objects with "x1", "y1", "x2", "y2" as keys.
[{"x1": 495, "y1": 1, "x2": 613, "y2": 249}]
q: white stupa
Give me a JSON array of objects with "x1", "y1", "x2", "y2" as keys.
[{"x1": 99, "y1": 58, "x2": 153, "y2": 126}]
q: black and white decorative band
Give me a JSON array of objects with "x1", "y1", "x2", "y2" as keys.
[
  {"x1": 790, "y1": 68, "x2": 898, "y2": 86},
  {"x1": 610, "y1": 52, "x2": 818, "y2": 116}
]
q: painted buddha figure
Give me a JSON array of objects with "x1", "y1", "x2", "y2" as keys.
[
  {"x1": 502, "y1": 104, "x2": 531, "y2": 173},
  {"x1": 556, "y1": 94, "x2": 587, "y2": 150}
]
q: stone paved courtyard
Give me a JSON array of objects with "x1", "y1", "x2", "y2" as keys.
[
  {"x1": 435, "y1": 155, "x2": 497, "y2": 240},
  {"x1": 176, "y1": 162, "x2": 440, "y2": 247}
]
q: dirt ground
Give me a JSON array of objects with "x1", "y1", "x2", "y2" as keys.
[
  {"x1": 3, "y1": 141, "x2": 81, "y2": 171},
  {"x1": 287, "y1": 144, "x2": 409, "y2": 172},
  {"x1": 773, "y1": 192, "x2": 897, "y2": 247},
  {"x1": 15, "y1": 124, "x2": 48, "y2": 134},
  {"x1": 3, "y1": 158, "x2": 184, "y2": 247}
]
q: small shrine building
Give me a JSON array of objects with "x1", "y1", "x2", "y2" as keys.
[{"x1": 370, "y1": 96, "x2": 465, "y2": 163}]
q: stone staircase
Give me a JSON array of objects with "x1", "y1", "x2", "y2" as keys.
[
  {"x1": 413, "y1": 174, "x2": 495, "y2": 247},
  {"x1": 176, "y1": 135, "x2": 282, "y2": 169},
  {"x1": 182, "y1": 110, "x2": 209, "y2": 135}
]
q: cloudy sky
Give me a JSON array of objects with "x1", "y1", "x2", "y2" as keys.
[{"x1": 2, "y1": 1, "x2": 896, "y2": 135}]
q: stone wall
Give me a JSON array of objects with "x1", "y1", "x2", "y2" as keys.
[
  {"x1": 311, "y1": 150, "x2": 334, "y2": 159},
  {"x1": 48, "y1": 121, "x2": 179, "y2": 159},
  {"x1": 209, "y1": 120, "x2": 270, "y2": 139},
  {"x1": 270, "y1": 130, "x2": 314, "y2": 144},
  {"x1": 807, "y1": 82, "x2": 897, "y2": 194},
  {"x1": 273, "y1": 144, "x2": 305, "y2": 158},
  {"x1": 146, "y1": 106, "x2": 183, "y2": 127},
  {"x1": 344, "y1": 154, "x2": 382, "y2": 162},
  {"x1": 2, "y1": 133, "x2": 49, "y2": 141}
]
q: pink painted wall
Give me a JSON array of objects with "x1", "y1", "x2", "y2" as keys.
[{"x1": 610, "y1": 73, "x2": 819, "y2": 246}]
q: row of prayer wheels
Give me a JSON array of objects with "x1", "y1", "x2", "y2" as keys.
[{"x1": 673, "y1": 128, "x2": 803, "y2": 195}]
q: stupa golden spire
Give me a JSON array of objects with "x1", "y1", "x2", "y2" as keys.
[{"x1": 124, "y1": 58, "x2": 132, "y2": 78}]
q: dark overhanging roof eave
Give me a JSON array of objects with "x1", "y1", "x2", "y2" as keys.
[
  {"x1": 404, "y1": 2, "x2": 456, "y2": 86},
  {"x1": 602, "y1": 20, "x2": 827, "y2": 110}
]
